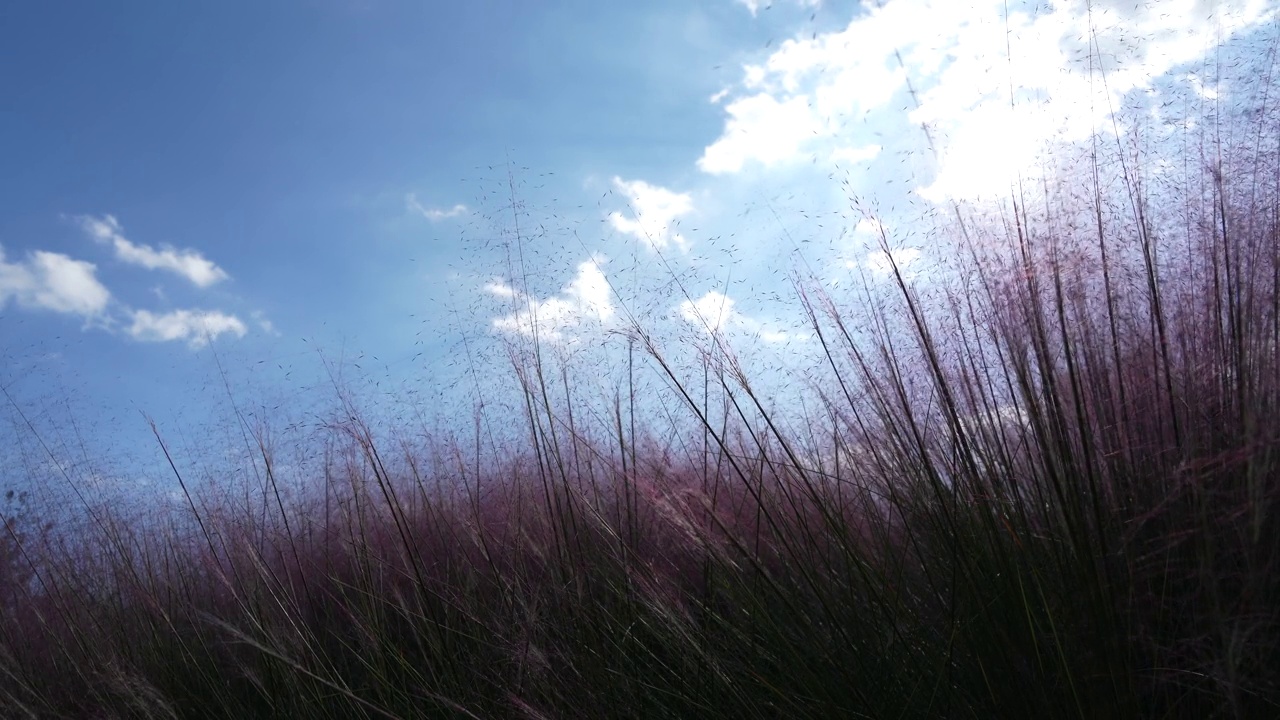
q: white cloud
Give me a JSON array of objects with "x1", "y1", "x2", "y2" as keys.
[
  {"x1": 250, "y1": 310, "x2": 279, "y2": 335},
  {"x1": 483, "y1": 280, "x2": 518, "y2": 298},
  {"x1": 699, "y1": 94, "x2": 825, "y2": 174},
  {"x1": 864, "y1": 247, "x2": 921, "y2": 278},
  {"x1": 407, "y1": 194, "x2": 469, "y2": 221},
  {"x1": 0, "y1": 244, "x2": 249, "y2": 347},
  {"x1": 679, "y1": 290, "x2": 736, "y2": 335},
  {"x1": 679, "y1": 290, "x2": 798, "y2": 343},
  {"x1": 127, "y1": 309, "x2": 247, "y2": 349},
  {"x1": 77, "y1": 215, "x2": 229, "y2": 288},
  {"x1": 491, "y1": 256, "x2": 615, "y2": 342},
  {"x1": 853, "y1": 217, "x2": 882, "y2": 235},
  {"x1": 839, "y1": 217, "x2": 891, "y2": 268},
  {"x1": 831, "y1": 143, "x2": 882, "y2": 166},
  {"x1": 0, "y1": 245, "x2": 111, "y2": 317},
  {"x1": 703, "y1": 0, "x2": 1275, "y2": 200},
  {"x1": 607, "y1": 177, "x2": 694, "y2": 251},
  {"x1": 1185, "y1": 73, "x2": 1220, "y2": 100}
]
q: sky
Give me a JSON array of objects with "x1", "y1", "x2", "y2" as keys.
[{"x1": 1, "y1": 0, "x2": 1277, "y2": 506}]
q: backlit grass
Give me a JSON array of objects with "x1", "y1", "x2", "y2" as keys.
[{"x1": 2, "y1": 44, "x2": 1278, "y2": 720}]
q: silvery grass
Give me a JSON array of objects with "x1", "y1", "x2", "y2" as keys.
[{"x1": 2, "y1": 73, "x2": 1279, "y2": 720}]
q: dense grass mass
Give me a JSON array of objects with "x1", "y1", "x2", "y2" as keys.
[{"x1": 4, "y1": 52, "x2": 1280, "y2": 720}]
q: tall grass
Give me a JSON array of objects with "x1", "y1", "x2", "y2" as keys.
[{"x1": 3, "y1": 54, "x2": 1278, "y2": 720}]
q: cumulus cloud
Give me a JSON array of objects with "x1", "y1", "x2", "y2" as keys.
[
  {"x1": 832, "y1": 214, "x2": 923, "y2": 279},
  {"x1": 607, "y1": 177, "x2": 694, "y2": 252},
  {"x1": 703, "y1": 0, "x2": 1274, "y2": 200},
  {"x1": 77, "y1": 215, "x2": 229, "y2": 287},
  {"x1": 407, "y1": 194, "x2": 469, "y2": 221},
  {"x1": 490, "y1": 255, "x2": 616, "y2": 342},
  {"x1": 0, "y1": 243, "x2": 248, "y2": 348},
  {"x1": 1185, "y1": 72, "x2": 1220, "y2": 100},
  {"x1": 679, "y1": 290, "x2": 798, "y2": 343},
  {"x1": 127, "y1": 309, "x2": 247, "y2": 349},
  {"x1": 483, "y1": 280, "x2": 518, "y2": 298},
  {"x1": 863, "y1": 247, "x2": 921, "y2": 277},
  {"x1": 699, "y1": 94, "x2": 825, "y2": 174},
  {"x1": 0, "y1": 245, "x2": 111, "y2": 317},
  {"x1": 679, "y1": 290, "x2": 736, "y2": 335},
  {"x1": 831, "y1": 143, "x2": 882, "y2": 166}
]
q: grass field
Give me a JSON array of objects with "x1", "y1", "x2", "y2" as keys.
[{"x1": 3, "y1": 51, "x2": 1279, "y2": 720}]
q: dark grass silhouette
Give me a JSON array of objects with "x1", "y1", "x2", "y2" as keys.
[{"x1": 3, "y1": 43, "x2": 1279, "y2": 720}]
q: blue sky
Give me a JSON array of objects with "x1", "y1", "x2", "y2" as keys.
[{"x1": 2, "y1": 0, "x2": 1276, "y2": 502}]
